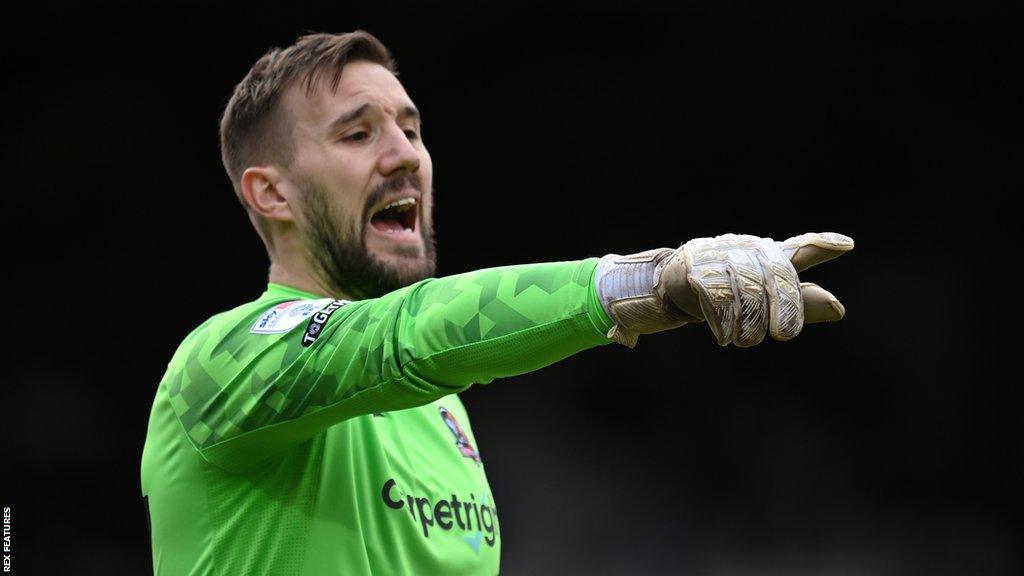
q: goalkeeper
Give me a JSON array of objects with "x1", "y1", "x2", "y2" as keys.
[{"x1": 141, "y1": 30, "x2": 853, "y2": 575}]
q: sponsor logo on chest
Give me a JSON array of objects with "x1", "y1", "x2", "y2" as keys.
[{"x1": 381, "y1": 479, "x2": 499, "y2": 553}]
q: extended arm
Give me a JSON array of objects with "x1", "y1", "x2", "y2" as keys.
[{"x1": 166, "y1": 232, "x2": 852, "y2": 471}]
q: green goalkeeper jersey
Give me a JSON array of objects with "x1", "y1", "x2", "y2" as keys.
[{"x1": 141, "y1": 258, "x2": 614, "y2": 575}]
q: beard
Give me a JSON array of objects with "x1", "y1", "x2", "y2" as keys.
[{"x1": 296, "y1": 173, "x2": 437, "y2": 299}]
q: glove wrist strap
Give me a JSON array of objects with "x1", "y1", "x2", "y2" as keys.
[{"x1": 595, "y1": 249, "x2": 690, "y2": 348}]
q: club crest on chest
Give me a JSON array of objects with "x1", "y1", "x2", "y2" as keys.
[{"x1": 438, "y1": 406, "x2": 481, "y2": 465}]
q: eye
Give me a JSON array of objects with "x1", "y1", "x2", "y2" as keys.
[
  {"x1": 403, "y1": 129, "x2": 419, "y2": 141},
  {"x1": 343, "y1": 131, "x2": 369, "y2": 143}
]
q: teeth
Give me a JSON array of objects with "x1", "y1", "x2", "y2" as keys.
[{"x1": 383, "y1": 197, "x2": 417, "y2": 212}]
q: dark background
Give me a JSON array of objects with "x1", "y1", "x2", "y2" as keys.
[{"x1": 4, "y1": 1, "x2": 1019, "y2": 574}]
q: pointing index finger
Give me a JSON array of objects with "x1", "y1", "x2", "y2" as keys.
[{"x1": 777, "y1": 232, "x2": 855, "y2": 273}]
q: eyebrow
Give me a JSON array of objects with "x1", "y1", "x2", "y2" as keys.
[{"x1": 328, "y1": 103, "x2": 421, "y2": 134}]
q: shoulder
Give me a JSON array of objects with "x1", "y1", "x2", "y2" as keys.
[
  {"x1": 167, "y1": 295, "x2": 335, "y2": 372},
  {"x1": 159, "y1": 295, "x2": 338, "y2": 438}
]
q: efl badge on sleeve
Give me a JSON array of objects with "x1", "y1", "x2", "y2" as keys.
[{"x1": 251, "y1": 299, "x2": 335, "y2": 334}]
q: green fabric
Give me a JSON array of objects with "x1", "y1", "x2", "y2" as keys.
[{"x1": 141, "y1": 258, "x2": 611, "y2": 575}]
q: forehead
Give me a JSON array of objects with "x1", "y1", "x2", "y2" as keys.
[{"x1": 284, "y1": 60, "x2": 414, "y2": 128}]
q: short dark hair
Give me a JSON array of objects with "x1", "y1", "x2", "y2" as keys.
[{"x1": 218, "y1": 31, "x2": 396, "y2": 219}]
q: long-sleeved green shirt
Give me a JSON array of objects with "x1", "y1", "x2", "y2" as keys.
[{"x1": 141, "y1": 258, "x2": 614, "y2": 575}]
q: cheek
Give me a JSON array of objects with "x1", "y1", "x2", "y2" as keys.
[
  {"x1": 325, "y1": 177, "x2": 371, "y2": 223},
  {"x1": 420, "y1": 151, "x2": 434, "y2": 181},
  {"x1": 419, "y1": 155, "x2": 434, "y2": 213},
  {"x1": 341, "y1": 194, "x2": 366, "y2": 223}
]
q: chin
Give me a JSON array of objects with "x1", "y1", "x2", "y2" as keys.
[{"x1": 371, "y1": 246, "x2": 435, "y2": 283}]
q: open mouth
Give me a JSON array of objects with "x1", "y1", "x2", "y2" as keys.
[{"x1": 369, "y1": 197, "x2": 418, "y2": 235}]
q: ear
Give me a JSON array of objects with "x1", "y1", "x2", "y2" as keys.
[{"x1": 240, "y1": 165, "x2": 296, "y2": 222}]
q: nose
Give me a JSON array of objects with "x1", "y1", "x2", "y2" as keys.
[{"x1": 377, "y1": 124, "x2": 421, "y2": 176}]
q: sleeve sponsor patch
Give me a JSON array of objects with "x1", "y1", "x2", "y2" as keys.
[
  {"x1": 302, "y1": 299, "x2": 351, "y2": 347},
  {"x1": 251, "y1": 298, "x2": 336, "y2": 334}
]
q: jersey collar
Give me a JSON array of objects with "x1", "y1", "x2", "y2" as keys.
[{"x1": 262, "y1": 282, "x2": 326, "y2": 301}]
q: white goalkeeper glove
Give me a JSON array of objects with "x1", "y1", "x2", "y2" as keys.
[{"x1": 595, "y1": 232, "x2": 854, "y2": 347}]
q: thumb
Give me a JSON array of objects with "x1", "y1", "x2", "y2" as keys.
[
  {"x1": 777, "y1": 232, "x2": 854, "y2": 273},
  {"x1": 801, "y1": 282, "x2": 846, "y2": 323}
]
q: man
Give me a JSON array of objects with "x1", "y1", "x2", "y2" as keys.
[{"x1": 141, "y1": 30, "x2": 853, "y2": 575}]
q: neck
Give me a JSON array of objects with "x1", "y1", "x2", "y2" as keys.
[
  {"x1": 265, "y1": 228, "x2": 359, "y2": 300},
  {"x1": 267, "y1": 260, "x2": 335, "y2": 298}
]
